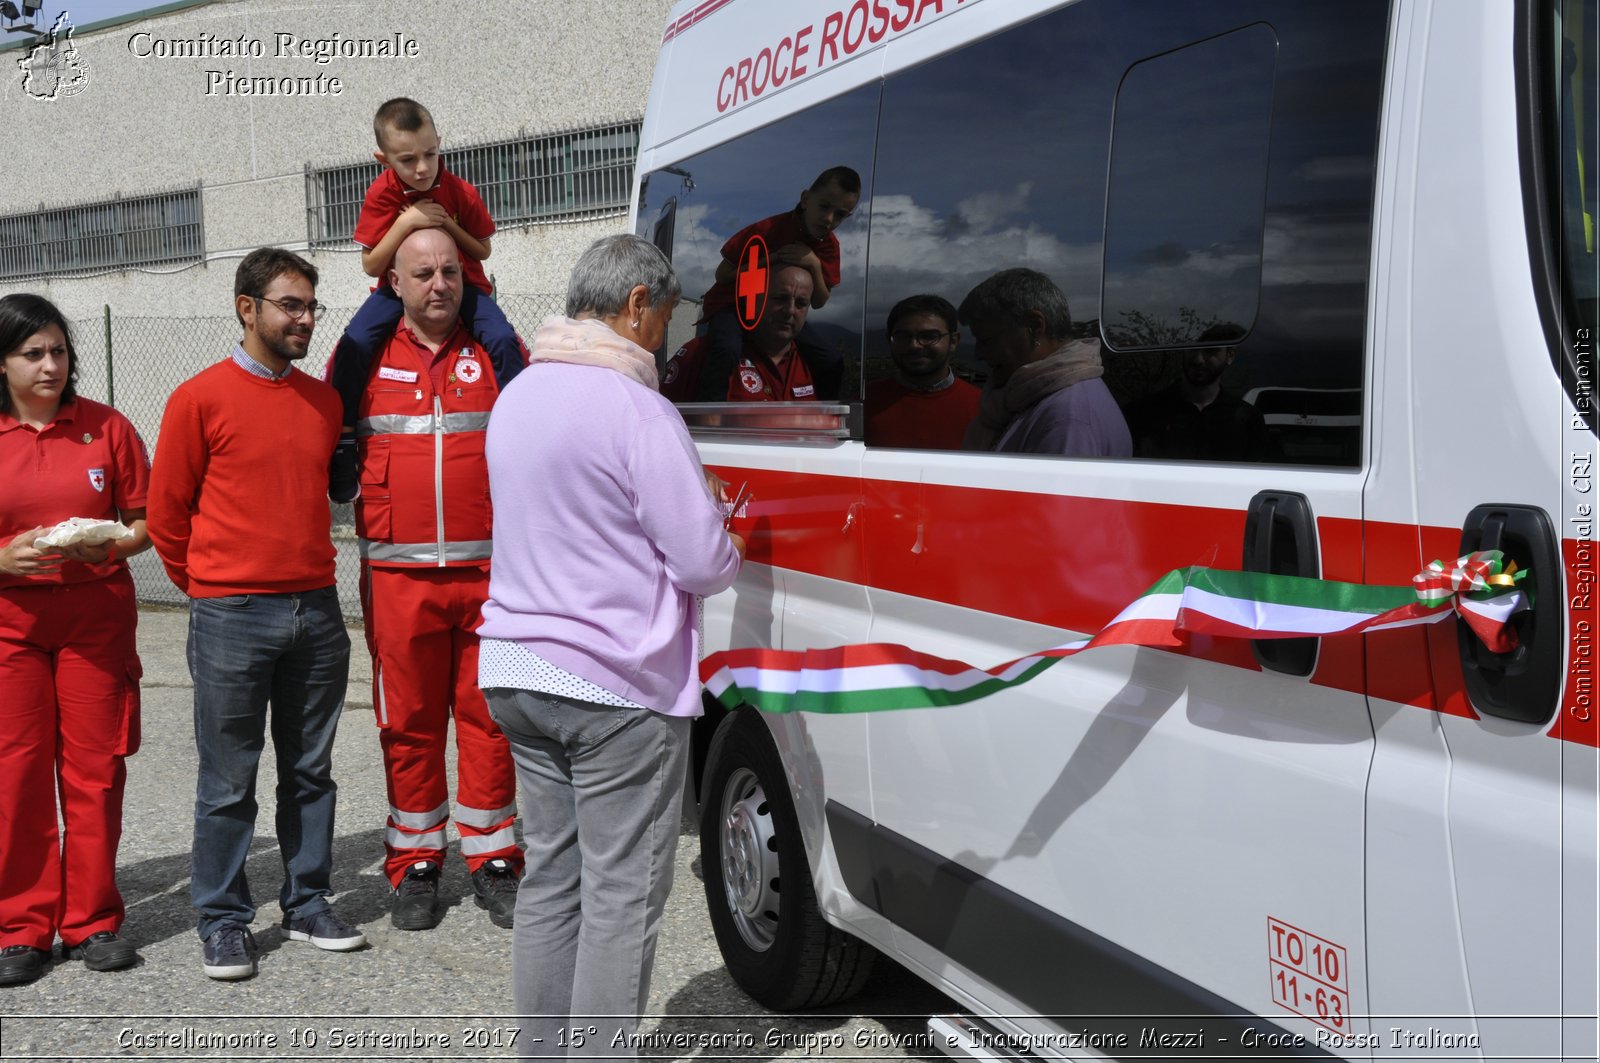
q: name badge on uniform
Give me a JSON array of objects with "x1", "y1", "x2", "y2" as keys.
[
  {"x1": 88, "y1": 467, "x2": 106, "y2": 492},
  {"x1": 793, "y1": 385, "x2": 815, "y2": 398},
  {"x1": 378, "y1": 367, "x2": 419, "y2": 383},
  {"x1": 455, "y1": 349, "x2": 482, "y2": 384}
]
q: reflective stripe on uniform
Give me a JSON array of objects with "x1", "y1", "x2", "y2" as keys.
[
  {"x1": 460, "y1": 827, "x2": 518, "y2": 856},
  {"x1": 389, "y1": 801, "x2": 450, "y2": 831},
  {"x1": 455, "y1": 802, "x2": 517, "y2": 830},
  {"x1": 386, "y1": 825, "x2": 447, "y2": 851},
  {"x1": 357, "y1": 412, "x2": 491, "y2": 437},
  {"x1": 359, "y1": 539, "x2": 493, "y2": 564},
  {"x1": 376, "y1": 664, "x2": 389, "y2": 727}
]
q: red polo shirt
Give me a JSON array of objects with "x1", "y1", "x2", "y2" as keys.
[
  {"x1": 699, "y1": 209, "x2": 842, "y2": 323},
  {"x1": 354, "y1": 164, "x2": 495, "y2": 294},
  {"x1": 0, "y1": 397, "x2": 149, "y2": 589},
  {"x1": 728, "y1": 345, "x2": 817, "y2": 402}
]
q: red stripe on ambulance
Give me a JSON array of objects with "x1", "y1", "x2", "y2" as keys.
[{"x1": 710, "y1": 464, "x2": 1596, "y2": 745}]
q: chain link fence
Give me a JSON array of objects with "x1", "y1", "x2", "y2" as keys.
[{"x1": 67, "y1": 292, "x2": 567, "y2": 617}]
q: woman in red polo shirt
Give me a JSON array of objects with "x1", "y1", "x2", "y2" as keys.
[{"x1": 0, "y1": 294, "x2": 150, "y2": 986}]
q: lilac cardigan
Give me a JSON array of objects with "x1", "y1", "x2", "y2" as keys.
[{"x1": 479, "y1": 359, "x2": 741, "y2": 717}]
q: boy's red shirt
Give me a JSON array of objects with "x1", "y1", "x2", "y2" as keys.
[
  {"x1": 354, "y1": 163, "x2": 495, "y2": 295},
  {"x1": 699, "y1": 209, "x2": 842, "y2": 322}
]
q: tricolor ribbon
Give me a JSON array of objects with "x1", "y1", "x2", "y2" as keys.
[{"x1": 700, "y1": 552, "x2": 1530, "y2": 716}]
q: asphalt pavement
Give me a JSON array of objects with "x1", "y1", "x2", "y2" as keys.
[{"x1": 0, "y1": 606, "x2": 951, "y2": 1062}]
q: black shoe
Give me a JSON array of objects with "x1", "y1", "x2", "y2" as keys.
[
  {"x1": 391, "y1": 861, "x2": 441, "y2": 930},
  {"x1": 282, "y1": 907, "x2": 367, "y2": 952},
  {"x1": 201, "y1": 924, "x2": 257, "y2": 981},
  {"x1": 67, "y1": 931, "x2": 139, "y2": 972},
  {"x1": 470, "y1": 858, "x2": 519, "y2": 929},
  {"x1": 328, "y1": 435, "x2": 360, "y2": 504},
  {"x1": 0, "y1": 945, "x2": 49, "y2": 987}
]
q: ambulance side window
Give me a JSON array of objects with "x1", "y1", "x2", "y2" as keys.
[
  {"x1": 639, "y1": 86, "x2": 878, "y2": 408},
  {"x1": 864, "y1": 8, "x2": 1110, "y2": 453},
  {"x1": 862, "y1": 0, "x2": 1386, "y2": 464}
]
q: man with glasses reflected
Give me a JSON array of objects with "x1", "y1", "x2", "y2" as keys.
[
  {"x1": 148, "y1": 248, "x2": 361, "y2": 981},
  {"x1": 865, "y1": 294, "x2": 980, "y2": 449}
]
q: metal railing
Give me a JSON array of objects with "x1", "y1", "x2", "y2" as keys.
[
  {"x1": 0, "y1": 185, "x2": 205, "y2": 280},
  {"x1": 307, "y1": 120, "x2": 642, "y2": 248}
]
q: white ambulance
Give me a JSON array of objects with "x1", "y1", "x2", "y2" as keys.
[{"x1": 635, "y1": 0, "x2": 1599, "y2": 1057}]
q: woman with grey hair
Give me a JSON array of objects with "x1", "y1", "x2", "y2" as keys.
[
  {"x1": 478, "y1": 233, "x2": 744, "y2": 1058},
  {"x1": 959, "y1": 267, "x2": 1131, "y2": 456}
]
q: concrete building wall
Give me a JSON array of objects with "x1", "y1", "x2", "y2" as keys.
[
  {"x1": 1, "y1": 0, "x2": 673, "y2": 319},
  {"x1": 2, "y1": 0, "x2": 672, "y2": 606}
]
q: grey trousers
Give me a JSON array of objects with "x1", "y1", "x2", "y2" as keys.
[{"x1": 484, "y1": 688, "x2": 691, "y2": 1061}]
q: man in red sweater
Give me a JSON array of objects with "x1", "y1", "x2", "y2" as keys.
[
  {"x1": 865, "y1": 294, "x2": 980, "y2": 450},
  {"x1": 148, "y1": 248, "x2": 364, "y2": 982}
]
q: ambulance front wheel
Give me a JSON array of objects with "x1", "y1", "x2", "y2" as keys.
[{"x1": 700, "y1": 708, "x2": 876, "y2": 1009}]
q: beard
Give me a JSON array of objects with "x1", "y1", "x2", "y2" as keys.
[{"x1": 261, "y1": 322, "x2": 312, "y2": 362}]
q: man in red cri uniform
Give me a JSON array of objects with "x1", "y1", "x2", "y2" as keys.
[
  {"x1": 334, "y1": 227, "x2": 522, "y2": 930},
  {"x1": 663, "y1": 263, "x2": 841, "y2": 402}
]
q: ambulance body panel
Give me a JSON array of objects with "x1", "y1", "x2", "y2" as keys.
[{"x1": 639, "y1": 0, "x2": 1599, "y2": 1056}]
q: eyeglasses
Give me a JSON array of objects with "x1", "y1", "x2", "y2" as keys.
[
  {"x1": 255, "y1": 296, "x2": 325, "y2": 321},
  {"x1": 889, "y1": 329, "x2": 955, "y2": 346}
]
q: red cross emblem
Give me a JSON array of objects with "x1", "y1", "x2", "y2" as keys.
[{"x1": 734, "y1": 235, "x2": 769, "y2": 331}]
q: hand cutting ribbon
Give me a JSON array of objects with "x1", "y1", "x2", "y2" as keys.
[{"x1": 701, "y1": 553, "x2": 1532, "y2": 715}]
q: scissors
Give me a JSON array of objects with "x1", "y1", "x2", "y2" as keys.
[{"x1": 723, "y1": 481, "x2": 750, "y2": 529}]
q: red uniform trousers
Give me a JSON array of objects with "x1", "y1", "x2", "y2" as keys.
[
  {"x1": 0, "y1": 572, "x2": 139, "y2": 950},
  {"x1": 361, "y1": 564, "x2": 521, "y2": 885}
]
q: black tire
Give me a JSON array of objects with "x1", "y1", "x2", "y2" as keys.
[{"x1": 700, "y1": 708, "x2": 876, "y2": 1009}]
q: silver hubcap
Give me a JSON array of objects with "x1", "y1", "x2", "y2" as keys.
[{"x1": 719, "y1": 766, "x2": 779, "y2": 951}]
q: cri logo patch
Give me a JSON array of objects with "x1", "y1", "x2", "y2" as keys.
[
  {"x1": 87, "y1": 467, "x2": 105, "y2": 492},
  {"x1": 455, "y1": 351, "x2": 482, "y2": 384},
  {"x1": 734, "y1": 234, "x2": 770, "y2": 331},
  {"x1": 738, "y1": 365, "x2": 764, "y2": 395}
]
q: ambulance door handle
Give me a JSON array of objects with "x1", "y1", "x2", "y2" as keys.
[
  {"x1": 1243, "y1": 491, "x2": 1319, "y2": 677},
  {"x1": 1456, "y1": 503, "x2": 1561, "y2": 723}
]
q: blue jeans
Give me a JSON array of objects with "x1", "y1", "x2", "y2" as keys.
[
  {"x1": 187, "y1": 587, "x2": 350, "y2": 940},
  {"x1": 484, "y1": 689, "x2": 690, "y2": 1060}
]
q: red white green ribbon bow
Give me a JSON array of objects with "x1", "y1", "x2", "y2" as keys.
[{"x1": 700, "y1": 551, "x2": 1529, "y2": 716}]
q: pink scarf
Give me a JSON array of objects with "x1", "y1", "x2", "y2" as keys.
[
  {"x1": 964, "y1": 337, "x2": 1104, "y2": 450},
  {"x1": 529, "y1": 315, "x2": 660, "y2": 391}
]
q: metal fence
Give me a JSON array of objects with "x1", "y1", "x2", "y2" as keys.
[
  {"x1": 306, "y1": 120, "x2": 642, "y2": 248},
  {"x1": 68, "y1": 292, "x2": 566, "y2": 617}
]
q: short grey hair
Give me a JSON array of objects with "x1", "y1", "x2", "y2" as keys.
[
  {"x1": 566, "y1": 234, "x2": 681, "y2": 318},
  {"x1": 958, "y1": 268, "x2": 1073, "y2": 340}
]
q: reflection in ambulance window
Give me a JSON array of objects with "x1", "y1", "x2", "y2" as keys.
[
  {"x1": 1122, "y1": 333, "x2": 1270, "y2": 462},
  {"x1": 663, "y1": 263, "x2": 845, "y2": 403},
  {"x1": 1242, "y1": 387, "x2": 1362, "y2": 466},
  {"x1": 859, "y1": 0, "x2": 1381, "y2": 466},
  {"x1": 956, "y1": 268, "x2": 1131, "y2": 457},
  {"x1": 636, "y1": 86, "x2": 877, "y2": 410},
  {"x1": 864, "y1": 294, "x2": 980, "y2": 451}
]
